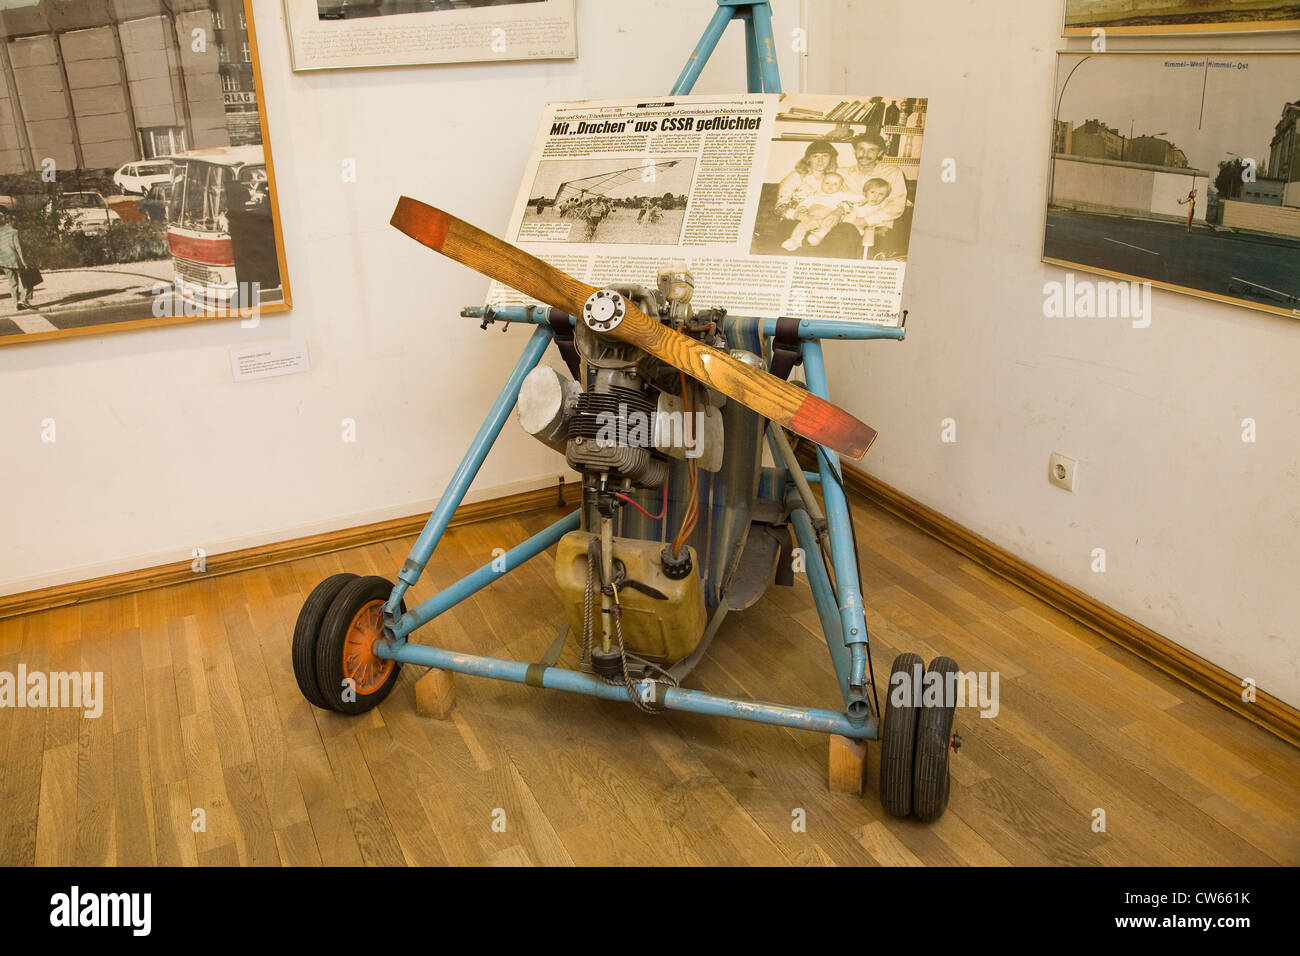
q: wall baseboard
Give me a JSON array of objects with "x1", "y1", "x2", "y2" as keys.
[
  {"x1": 837, "y1": 463, "x2": 1300, "y2": 750},
  {"x1": 0, "y1": 480, "x2": 577, "y2": 622}
]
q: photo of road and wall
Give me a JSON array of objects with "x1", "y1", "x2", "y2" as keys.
[
  {"x1": 1044, "y1": 52, "x2": 1300, "y2": 316},
  {"x1": 516, "y1": 158, "x2": 695, "y2": 245},
  {"x1": 0, "y1": 1, "x2": 286, "y2": 345},
  {"x1": 1063, "y1": 0, "x2": 1300, "y2": 35}
]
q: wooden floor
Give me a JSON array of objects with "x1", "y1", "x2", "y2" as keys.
[{"x1": 2, "y1": 496, "x2": 1297, "y2": 866}]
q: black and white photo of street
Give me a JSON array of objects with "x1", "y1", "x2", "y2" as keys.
[
  {"x1": 0, "y1": 1, "x2": 285, "y2": 343},
  {"x1": 1045, "y1": 52, "x2": 1300, "y2": 314}
]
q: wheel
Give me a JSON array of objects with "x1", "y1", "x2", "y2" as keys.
[
  {"x1": 913, "y1": 655, "x2": 959, "y2": 823},
  {"x1": 315, "y1": 575, "x2": 405, "y2": 715},
  {"x1": 292, "y1": 573, "x2": 358, "y2": 709},
  {"x1": 879, "y1": 652, "x2": 923, "y2": 817}
]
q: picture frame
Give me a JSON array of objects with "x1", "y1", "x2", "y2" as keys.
[
  {"x1": 1062, "y1": 0, "x2": 1300, "y2": 37},
  {"x1": 1043, "y1": 50, "x2": 1300, "y2": 319},
  {"x1": 282, "y1": 0, "x2": 578, "y2": 72},
  {"x1": 0, "y1": 0, "x2": 291, "y2": 347}
]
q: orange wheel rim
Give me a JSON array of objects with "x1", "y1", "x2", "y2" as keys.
[{"x1": 342, "y1": 599, "x2": 394, "y2": 695}]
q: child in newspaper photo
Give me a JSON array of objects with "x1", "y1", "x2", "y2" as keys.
[
  {"x1": 845, "y1": 177, "x2": 897, "y2": 254},
  {"x1": 781, "y1": 171, "x2": 860, "y2": 250}
]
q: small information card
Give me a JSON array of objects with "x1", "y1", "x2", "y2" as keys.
[{"x1": 230, "y1": 341, "x2": 311, "y2": 382}]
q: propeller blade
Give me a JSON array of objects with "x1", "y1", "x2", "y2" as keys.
[{"x1": 391, "y1": 196, "x2": 878, "y2": 459}]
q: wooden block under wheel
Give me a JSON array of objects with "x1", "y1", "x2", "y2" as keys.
[
  {"x1": 415, "y1": 668, "x2": 456, "y2": 719},
  {"x1": 828, "y1": 734, "x2": 867, "y2": 795}
]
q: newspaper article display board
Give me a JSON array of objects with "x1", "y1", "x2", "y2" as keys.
[
  {"x1": 283, "y1": 0, "x2": 576, "y2": 71},
  {"x1": 490, "y1": 94, "x2": 929, "y2": 326}
]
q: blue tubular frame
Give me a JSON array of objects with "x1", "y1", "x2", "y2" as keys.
[
  {"x1": 799, "y1": 340, "x2": 872, "y2": 721},
  {"x1": 388, "y1": 510, "x2": 580, "y2": 642},
  {"x1": 789, "y1": 507, "x2": 852, "y2": 705},
  {"x1": 672, "y1": 1, "x2": 781, "y2": 96},
  {"x1": 374, "y1": 313, "x2": 889, "y2": 733},
  {"x1": 374, "y1": 639, "x2": 877, "y2": 739},
  {"x1": 365, "y1": 0, "x2": 897, "y2": 742}
]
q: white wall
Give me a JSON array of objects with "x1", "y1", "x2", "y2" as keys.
[
  {"x1": 0, "y1": 0, "x2": 801, "y2": 595},
  {"x1": 810, "y1": 0, "x2": 1300, "y2": 706}
]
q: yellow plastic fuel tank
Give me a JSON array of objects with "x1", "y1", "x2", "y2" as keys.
[{"x1": 554, "y1": 531, "x2": 707, "y2": 665}]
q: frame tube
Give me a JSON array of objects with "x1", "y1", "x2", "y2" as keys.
[
  {"x1": 374, "y1": 639, "x2": 878, "y2": 740},
  {"x1": 672, "y1": 3, "x2": 734, "y2": 94},
  {"x1": 800, "y1": 340, "x2": 870, "y2": 697},
  {"x1": 789, "y1": 506, "x2": 854, "y2": 706},
  {"x1": 672, "y1": 2, "x2": 781, "y2": 96},
  {"x1": 390, "y1": 510, "x2": 581, "y2": 641},
  {"x1": 747, "y1": 1, "x2": 782, "y2": 92}
]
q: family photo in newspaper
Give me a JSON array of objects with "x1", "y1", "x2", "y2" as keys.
[{"x1": 751, "y1": 96, "x2": 925, "y2": 261}]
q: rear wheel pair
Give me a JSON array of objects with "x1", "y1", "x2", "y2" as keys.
[
  {"x1": 879, "y1": 652, "x2": 959, "y2": 822},
  {"x1": 292, "y1": 574, "x2": 404, "y2": 714}
]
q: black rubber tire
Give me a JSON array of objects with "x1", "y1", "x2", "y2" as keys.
[
  {"x1": 292, "y1": 573, "x2": 358, "y2": 710},
  {"x1": 315, "y1": 575, "x2": 404, "y2": 715},
  {"x1": 913, "y1": 655, "x2": 959, "y2": 823},
  {"x1": 879, "y1": 652, "x2": 924, "y2": 818}
]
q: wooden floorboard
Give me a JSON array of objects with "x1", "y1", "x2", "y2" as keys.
[{"x1": 1, "y1": 497, "x2": 1296, "y2": 866}]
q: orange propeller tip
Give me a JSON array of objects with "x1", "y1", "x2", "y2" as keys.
[
  {"x1": 789, "y1": 399, "x2": 878, "y2": 461},
  {"x1": 391, "y1": 196, "x2": 450, "y2": 252}
]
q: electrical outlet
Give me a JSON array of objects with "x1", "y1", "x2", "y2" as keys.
[{"x1": 1048, "y1": 452, "x2": 1077, "y2": 492}]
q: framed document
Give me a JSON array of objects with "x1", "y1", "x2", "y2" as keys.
[
  {"x1": 283, "y1": 0, "x2": 577, "y2": 71},
  {"x1": 0, "y1": 0, "x2": 291, "y2": 347}
]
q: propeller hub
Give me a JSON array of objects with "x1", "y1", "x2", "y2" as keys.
[{"x1": 583, "y1": 289, "x2": 626, "y2": 333}]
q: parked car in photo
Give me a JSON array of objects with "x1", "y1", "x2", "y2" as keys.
[
  {"x1": 139, "y1": 182, "x2": 171, "y2": 221},
  {"x1": 112, "y1": 160, "x2": 173, "y2": 196},
  {"x1": 47, "y1": 191, "x2": 122, "y2": 235}
]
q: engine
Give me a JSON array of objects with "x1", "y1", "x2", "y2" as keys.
[
  {"x1": 515, "y1": 265, "x2": 726, "y2": 492},
  {"x1": 513, "y1": 265, "x2": 728, "y2": 681}
]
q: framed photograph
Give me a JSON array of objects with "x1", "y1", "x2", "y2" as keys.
[
  {"x1": 0, "y1": 0, "x2": 291, "y2": 347},
  {"x1": 1044, "y1": 51, "x2": 1300, "y2": 318},
  {"x1": 1063, "y1": 0, "x2": 1300, "y2": 37},
  {"x1": 282, "y1": 0, "x2": 577, "y2": 71}
]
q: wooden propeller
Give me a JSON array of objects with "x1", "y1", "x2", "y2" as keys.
[{"x1": 391, "y1": 196, "x2": 878, "y2": 460}]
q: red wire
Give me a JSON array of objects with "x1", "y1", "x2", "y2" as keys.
[
  {"x1": 672, "y1": 371, "x2": 701, "y2": 554},
  {"x1": 614, "y1": 484, "x2": 668, "y2": 521}
]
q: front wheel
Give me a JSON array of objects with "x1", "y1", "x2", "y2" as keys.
[
  {"x1": 913, "y1": 656, "x2": 959, "y2": 822},
  {"x1": 292, "y1": 572, "x2": 358, "y2": 709},
  {"x1": 878, "y1": 652, "x2": 923, "y2": 817},
  {"x1": 315, "y1": 575, "x2": 405, "y2": 715}
]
